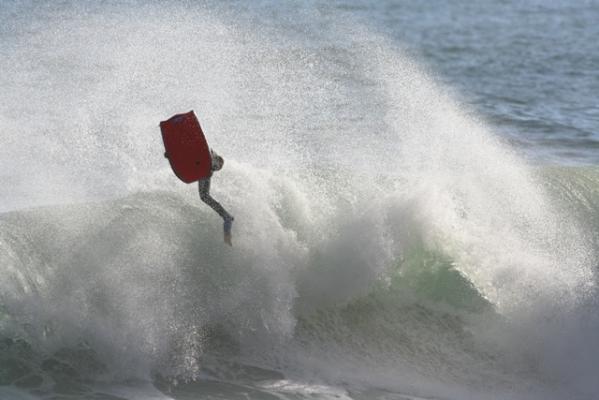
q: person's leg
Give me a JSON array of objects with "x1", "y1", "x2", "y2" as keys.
[{"x1": 198, "y1": 179, "x2": 233, "y2": 221}]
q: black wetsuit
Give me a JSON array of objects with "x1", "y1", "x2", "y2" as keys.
[{"x1": 198, "y1": 150, "x2": 233, "y2": 222}]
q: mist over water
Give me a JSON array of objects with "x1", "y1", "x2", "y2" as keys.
[{"x1": 1, "y1": 1, "x2": 598, "y2": 400}]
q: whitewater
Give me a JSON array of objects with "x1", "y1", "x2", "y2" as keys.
[{"x1": 1, "y1": 1, "x2": 598, "y2": 399}]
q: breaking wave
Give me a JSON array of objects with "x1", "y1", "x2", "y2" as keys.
[
  {"x1": 1, "y1": 2, "x2": 598, "y2": 399},
  {"x1": 1, "y1": 166, "x2": 598, "y2": 399}
]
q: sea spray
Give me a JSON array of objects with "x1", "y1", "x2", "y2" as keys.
[{"x1": 1, "y1": 2, "x2": 598, "y2": 399}]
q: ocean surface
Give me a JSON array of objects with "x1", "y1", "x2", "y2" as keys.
[{"x1": 1, "y1": 1, "x2": 598, "y2": 399}]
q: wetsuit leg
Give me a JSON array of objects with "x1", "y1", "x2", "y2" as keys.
[{"x1": 198, "y1": 178, "x2": 233, "y2": 221}]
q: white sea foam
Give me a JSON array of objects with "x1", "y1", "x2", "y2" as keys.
[{"x1": 1, "y1": 2, "x2": 598, "y2": 400}]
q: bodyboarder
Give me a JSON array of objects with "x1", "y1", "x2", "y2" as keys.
[{"x1": 164, "y1": 148, "x2": 234, "y2": 245}]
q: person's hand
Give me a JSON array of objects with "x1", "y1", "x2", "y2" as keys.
[{"x1": 224, "y1": 232, "x2": 232, "y2": 246}]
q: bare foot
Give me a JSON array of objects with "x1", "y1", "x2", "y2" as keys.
[{"x1": 223, "y1": 217, "x2": 233, "y2": 246}]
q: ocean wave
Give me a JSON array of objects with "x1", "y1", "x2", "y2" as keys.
[{"x1": 0, "y1": 166, "x2": 597, "y2": 398}]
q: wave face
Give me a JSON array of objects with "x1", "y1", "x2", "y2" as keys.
[
  {"x1": 1, "y1": 1, "x2": 598, "y2": 400},
  {"x1": 1, "y1": 169, "x2": 598, "y2": 399}
]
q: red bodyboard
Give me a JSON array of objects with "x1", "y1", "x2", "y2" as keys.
[{"x1": 160, "y1": 111, "x2": 211, "y2": 183}]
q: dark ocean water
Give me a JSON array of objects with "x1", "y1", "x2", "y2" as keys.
[{"x1": 350, "y1": 0, "x2": 599, "y2": 164}]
